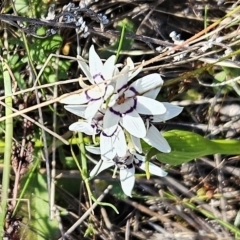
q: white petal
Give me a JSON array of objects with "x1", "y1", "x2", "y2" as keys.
[
  {"x1": 126, "y1": 73, "x2": 163, "y2": 97},
  {"x1": 128, "y1": 66, "x2": 142, "y2": 81},
  {"x1": 86, "y1": 86, "x2": 106, "y2": 99},
  {"x1": 69, "y1": 121, "x2": 95, "y2": 135},
  {"x1": 85, "y1": 146, "x2": 101, "y2": 155},
  {"x1": 114, "y1": 126, "x2": 127, "y2": 157},
  {"x1": 126, "y1": 57, "x2": 134, "y2": 70},
  {"x1": 139, "y1": 162, "x2": 168, "y2": 177},
  {"x1": 89, "y1": 160, "x2": 114, "y2": 177},
  {"x1": 100, "y1": 133, "x2": 117, "y2": 160},
  {"x1": 136, "y1": 96, "x2": 166, "y2": 115},
  {"x1": 111, "y1": 67, "x2": 119, "y2": 88},
  {"x1": 89, "y1": 45, "x2": 104, "y2": 83},
  {"x1": 142, "y1": 87, "x2": 161, "y2": 99},
  {"x1": 143, "y1": 125, "x2": 171, "y2": 153},
  {"x1": 60, "y1": 93, "x2": 89, "y2": 104},
  {"x1": 130, "y1": 135, "x2": 142, "y2": 153},
  {"x1": 151, "y1": 103, "x2": 183, "y2": 122},
  {"x1": 84, "y1": 99, "x2": 103, "y2": 120},
  {"x1": 120, "y1": 167, "x2": 135, "y2": 197},
  {"x1": 115, "y1": 66, "x2": 129, "y2": 95},
  {"x1": 126, "y1": 58, "x2": 143, "y2": 81},
  {"x1": 102, "y1": 55, "x2": 116, "y2": 80},
  {"x1": 77, "y1": 56, "x2": 93, "y2": 84},
  {"x1": 121, "y1": 110, "x2": 146, "y2": 138},
  {"x1": 104, "y1": 85, "x2": 115, "y2": 100},
  {"x1": 108, "y1": 93, "x2": 119, "y2": 107},
  {"x1": 132, "y1": 152, "x2": 145, "y2": 162},
  {"x1": 103, "y1": 109, "x2": 120, "y2": 135},
  {"x1": 64, "y1": 105, "x2": 87, "y2": 118}
]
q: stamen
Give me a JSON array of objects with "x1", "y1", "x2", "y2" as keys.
[
  {"x1": 92, "y1": 127, "x2": 97, "y2": 144},
  {"x1": 117, "y1": 94, "x2": 125, "y2": 104},
  {"x1": 112, "y1": 165, "x2": 118, "y2": 178},
  {"x1": 146, "y1": 118, "x2": 150, "y2": 130}
]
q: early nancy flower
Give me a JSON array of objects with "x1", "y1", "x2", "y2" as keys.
[
  {"x1": 103, "y1": 67, "x2": 167, "y2": 139},
  {"x1": 59, "y1": 44, "x2": 185, "y2": 198},
  {"x1": 87, "y1": 146, "x2": 167, "y2": 197},
  {"x1": 65, "y1": 107, "x2": 127, "y2": 159},
  {"x1": 60, "y1": 45, "x2": 116, "y2": 120}
]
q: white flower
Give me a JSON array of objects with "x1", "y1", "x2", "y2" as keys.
[
  {"x1": 66, "y1": 108, "x2": 127, "y2": 159},
  {"x1": 60, "y1": 45, "x2": 116, "y2": 120},
  {"x1": 87, "y1": 146, "x2": 167, "y2": 197},
  {"x1": 103, "y1": 69, "x2": 167, "y2": 139},
  {"x1": 131, "y1": 102, "x2": 183, "y2": 153}
]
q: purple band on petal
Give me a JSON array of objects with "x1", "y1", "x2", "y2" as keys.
[
  {"x1": 90, "y1": 97, "x2": 101, "y2": 101},
  {"x1": 93, "y1": 73, "x2": 104, "y2": 83},
  {"x1": 124, "y1": 98, "x2": 137, "y2": 114},
  {"x1": 86, "y1": 85, "x2": 107, "y2": 101},
  {"x1": 91, "y1": 124, "x2": 101, "y2": 134},
  {"x1": 110, "y1": 107, "x2": 122, "y2": 117},
  {"x1": 85, "y1": 90, "x2": 91, "y2": 100},
  {"x1": 102, "y1": 127, "x2": 118, "y2": 137},
  {"x1": 128, "y1": 86, "x2": 138, "y2": 95},
  {"x1": 117, "y1": 83, "x2": 128, "y2": 93},
  {"x1": 110, "y1": 98, "x2": 137, "y2": 116}
]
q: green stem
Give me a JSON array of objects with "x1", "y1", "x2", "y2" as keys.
[
  {"x1": 0, "y1": 61, "x2": 13, "y2": 236},
  {"x1": 115, "y1": 23, "x2": 126, "y2": 62},
  {"x1": 204, "y1": 5, "x2": 209, "y2": 31},
  {"x1": 78, "y1": 132, "x2": 87, "y2": 178}
]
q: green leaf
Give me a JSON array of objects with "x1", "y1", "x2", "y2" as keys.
[
  {"x1": 110, "y1": 181, "x2": 128, "y2": 199},
  {"x1": 155, "y1": 130, "x2": 240, "y2": 166},
  {"x1": 182, "y1": 89, "x2": 202, "y2": 101},
  {"x1": 211, "y1": 139, "x2": 240, "y2": 155},
  {"x1": 214, "y1": 70, "x2": 226, "y2": 82},
  {"x1": 56, "y1": 178, "x2": 81, "y2": 198},
  {"x1": 36, "y1": 27, "x2": 47, "y2": 36},
  {"x1": 62, "y1": 156, "x2": 78, "y2": 169},
  {"x1": 8, "y1": 54, "x2": 19, "y2": 67},
  {"x1": 18, "y1": 173, "x2": 60, "y2": 239},
  {"x1": 42, "y1": 35, "x2": 62, "y2": 51},
  {"x1": 47, "y1": 74, "x2": 57, "y2": 83},
  {"x1": 14, "y1": 72, "x2": 27, "y2": 89},
  {"x1": 15, "y1": 0, "x2": 29, "y2": 14}
]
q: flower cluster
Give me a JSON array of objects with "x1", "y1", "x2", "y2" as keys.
[{"x1": 60, "y1": 45, "x2": 183, "y2": 196}]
